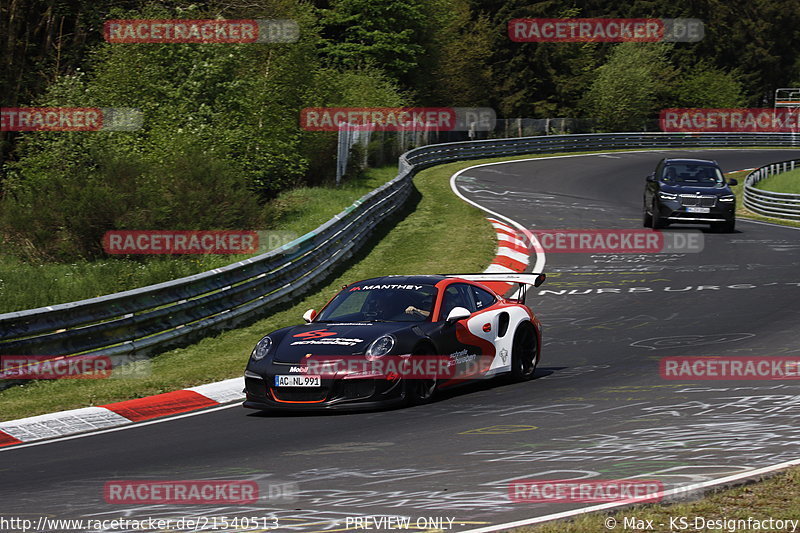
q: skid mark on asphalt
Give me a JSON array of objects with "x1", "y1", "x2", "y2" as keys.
[{"x1": 629, "y1": 333, "x2": 756, "y2": 350}]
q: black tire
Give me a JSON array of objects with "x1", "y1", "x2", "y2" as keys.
[
  {"x1": 405, "y1": 345, "x2": 438, "y2": 405},
  {"x1": 717, "y1": 219, "x2": 735, "y2": 233},
  {"x1": 510, "y1": 322, "x2": 538, "y2": 381},
  {"x1": 651, "y1": 202, "x2": 665, "y2": 229},
  {"x1": 643, "y1": 203, "x2": 653, "y2": 227}
]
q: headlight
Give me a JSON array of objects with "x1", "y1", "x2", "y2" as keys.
[
  {"x1": 719, "y1": 195, "x2": 735, "y2": 202},
  {"x1": 366, "y1": 335, "x2": 394, "y2": 358},
  {"x1": 251, "y1": 337, "x2": 272, "y2": 361},
  {"x1": 658, "y1": 192, "x2": 677, "y2": 200}
]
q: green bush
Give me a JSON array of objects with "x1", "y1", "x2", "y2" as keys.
[
  {"x1": 582, "y1": 43, "x2": 675, "y2": 132},
  {"x1": 0, "y1": 146, "x2": 264, "y2": 261},
  {"x1": 669, "y1": 63, "x2": 745, "y2": 108},
  {"x1": 1, "y1": 3, "x2": 408, "y2": 261}
]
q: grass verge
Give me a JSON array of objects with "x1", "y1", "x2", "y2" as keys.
[
  {"x1": 0, "y1": 160, "x2": 497, "y2": 421},
  {"x1": 3, "y1": 146, "x2": 797, "y2": 314},
  {"x1": 756, "y1": 167, "x2": 800, "y2": 194},
  {"x1": 0, "y1": 169, "x2": 393, "y2": 314},
  {"x1": 728, "y1": 170, "x2": 800, "y2": 228},
  {"x1": 3, "y1": 146, "x2": 799, "y2": 421},
  {"x1": 514, "y1": 466, "x2": 800, "y2": 532},
  {"x1": 2, "y1": 147, "x2": 798, "y2": 530}
]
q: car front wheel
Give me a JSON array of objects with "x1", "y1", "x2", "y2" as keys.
[
  {"x1": 405, "y1": 346, "x2": 438, "y2": 405},
  {"x1": 651, "y1": 202, "x2": 665, "y2": 229},
  {"x1": 714, "y1": 219, "x2": 735, "y2": 233}
]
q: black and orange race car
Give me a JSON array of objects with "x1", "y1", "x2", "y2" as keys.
[{"x1": 243, "y1": 273, "x2": 545, "y2": 411}]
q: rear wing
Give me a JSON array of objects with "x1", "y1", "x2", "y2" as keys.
[{"x1": 444, "y1": 272, "x2": 546, "y2": 303}]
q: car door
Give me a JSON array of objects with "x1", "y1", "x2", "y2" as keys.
[{"x1": 434, "y1": 283, "x2": 486, "y2": 377}]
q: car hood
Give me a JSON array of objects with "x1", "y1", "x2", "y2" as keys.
[
  {"x1": 272, "y1": 322, "x2": 411, "y2": 363},
  {"x1": 660, "y1": 183, "x2": 732, "y2": 195}
]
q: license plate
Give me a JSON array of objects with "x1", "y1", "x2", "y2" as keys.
[
  {"x1": 686, "y1": 207, "x2": 710, "y2": 213},
  {"x1": 274, "y1": 375, "x2": 320, "y2": 387}
]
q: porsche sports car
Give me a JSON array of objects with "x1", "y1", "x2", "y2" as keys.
[{"x1": 243, "y1": 273, "x2": 545, "y2": 410}]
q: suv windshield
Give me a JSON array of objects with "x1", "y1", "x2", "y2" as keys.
[
  {"x1": 317, "y1": 284, "x2": 438, "y2": 323},
  {"x1": 661, "y1": 164, "x2": 725, "y2": 187}
]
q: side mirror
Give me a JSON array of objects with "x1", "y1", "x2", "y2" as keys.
[
  {"x1": 534, "y1": 273, "x2": 546, "y2": 287},
  {"x1": 302, "y1": 309, "x2": 317, "y2": 323},
  {"x1": 646, "y1": 173, "x2": 656, "y2": 182},
  {"x1": 727, "y1": 178, "x2": 738, "y2": 186},
  {"x1": 446, "y1": 307, "x2": 471, "y2": 323}
]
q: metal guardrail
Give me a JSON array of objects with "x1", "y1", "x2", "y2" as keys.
[
  {"x1": 743, "y1": 159, "x2": 800, "y2": 220},
  {"x1": 2, "y1": 132, "x2": 799, "y2": 361}
]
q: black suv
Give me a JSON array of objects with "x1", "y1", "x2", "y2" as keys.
[{"x1": 644, "y1": 158, "x2": 737, "y2": 232}]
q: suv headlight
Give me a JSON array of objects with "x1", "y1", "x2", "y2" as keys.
[
  {"x1": 251, "y1": 337, "x2": 272, "y2": 361},
  {"x1": 719, "y1": 195, "x2": 735, "y2": 202},
  {"x1": 366, "y1": 335, "x2": 394, "y2": 359},
  {"x1": 658, "y1": 192, "x2": 677, "y2": 200}
]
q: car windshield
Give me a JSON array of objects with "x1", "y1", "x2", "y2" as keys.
[
  {"x1": 661, "y1": 164, "x2": 725, "y2": 187},
  {"x1": 316, "y1": 283, "x2": 438, "y2": 323}
]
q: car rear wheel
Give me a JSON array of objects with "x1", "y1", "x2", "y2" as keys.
[
  {"x1": 405, "y1": 346, "x2": 437, "y2": 405},
  {"x1": 510, "y1": 322, "x2": 538, "y2": 381}
]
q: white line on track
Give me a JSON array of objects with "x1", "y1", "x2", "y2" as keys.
[
  {"x1": 450, "y1": 162, "x2": 546, "y2": 274},
  {"x1": 449, "y1": 149, "x2": 800, "y2": 533},
  {"x1": 461, "y1": 457, "x2": 800, "y2": 533},
  {"x1": 450, "y1": 149, "x2": 699, "y2": 278},
  {"x1": 739, "y1": 218, "x2": 800, "y2": 230}
]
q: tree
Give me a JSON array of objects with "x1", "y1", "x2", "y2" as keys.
[
  {"x1": 669, "y1": 63, "x2": 745, "y2": 108},
  {"x1": 427, "y1": 0, "x2": 494, "y2": 107},
  {"x1": 318, "y1": 0, "x2": 432, "y2": 92},
  {"x1": 1, "y1": 1, "x2": 410, "y2": 259},
  {"x1": 582, "y1": 43, "x2": 675, "y2": 131},
  {"x1": 477, "y1": 1, "x2": 603, "y2": 117}
]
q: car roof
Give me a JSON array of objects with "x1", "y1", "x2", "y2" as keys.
[
  {"x1": 352, "y1": 275, "x2": 447, "y2": 286},
  {"x1": 664, "y1": 158, "x2": 718, "y2": 166}
]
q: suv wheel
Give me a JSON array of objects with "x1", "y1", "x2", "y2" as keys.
[
  {"x1": 651, "y1": 202, "x2": 665, "y2": 229},
  {"x1": 715, "y1": 219, "x2": 735, "y2": 233}
]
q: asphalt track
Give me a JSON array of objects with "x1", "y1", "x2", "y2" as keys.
[{"x1": 2, "y1": 148, "x2": 800, "y2": 532}]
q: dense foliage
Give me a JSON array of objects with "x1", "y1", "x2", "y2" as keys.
[{"x1": 1, "y1": 0, "x2": 798, "y2": 260}]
